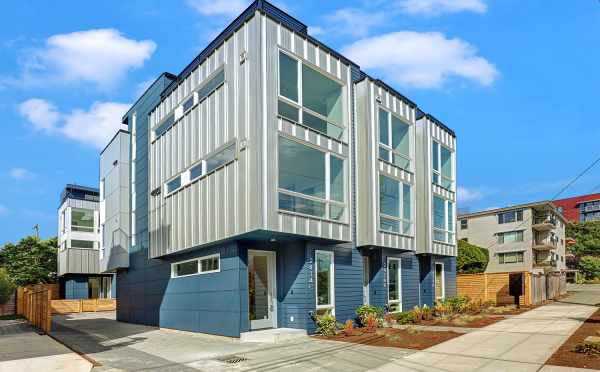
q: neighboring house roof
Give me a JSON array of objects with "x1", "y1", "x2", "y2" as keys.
[
  {"x1": 100, "y1": 129, "x2": 130, "y2": 156},
  {"x1": 60, "y1": 184, "x2": 100, "y2": 205},
  {"x1": 458, "y1": 200, "x2": 566, "y2": 222}
]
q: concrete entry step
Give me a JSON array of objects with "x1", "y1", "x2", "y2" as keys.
[{"x1": 240, "y1": 328, "x2": 308, "y2": 343}]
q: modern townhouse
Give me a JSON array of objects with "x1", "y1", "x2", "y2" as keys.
[
  {"x1": 554, "y1": 192, "x2": 600, "y2": 222},
  {"x1": 457, "y1": 201, "x2": 567, "y2": 274},
  {"x1": 103, "y1": 0, "x2": 457, "y2": 337},
  {"x1": 57, "y1": 184, "x2": 115, "y2": 299}
]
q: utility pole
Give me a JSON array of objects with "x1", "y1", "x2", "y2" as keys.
[{"x1": 33, "y1": 224, "x2": 39, "y2": 239}]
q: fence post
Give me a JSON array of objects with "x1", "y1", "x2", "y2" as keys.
[
  {"x1": 46, "y1": 289, "x2": 52, "y2": 333},
  {"x1": 483, "y1": 273, "x2": 488, "y2": 302}
]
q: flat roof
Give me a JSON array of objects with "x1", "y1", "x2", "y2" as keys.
[
  {"x1": 100, "y1": 129, "x2": 130, "y2": 156},
  {"x1": 458, "y1": 200, "x2": 566, "y2": 222}
]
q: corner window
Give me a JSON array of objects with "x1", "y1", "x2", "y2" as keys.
[
  {"x1": 498, "y1": 251, "x2": 524, "y2": 264},
  {"x1": 378, "y1": 109, "x2": 410, "y2": 170},
  {"x1": 278, "y1": 51, "x2": 344, "y2": 140},
  {"x1": 460, "y1": 219, "x2": 468, "y2": 230},
  {"x1": 432, "y1": 141, "x2": 454, "y2": 190},
  {"x1": 278, "y1": 137, "x2": 345, "y2": 221},
  {"x1": 379, "y1": 176, "x2": 412, "y2": 235},
  {"x1": 387, "y1": 258, "x2": 402, "y2": 312},
  {"x1": 433, "y1": 196, "x2": 455, "y2": 244},
  {"x1": 171, "y1": 253, "x2": 220, "y2": 278},
  {"x1": 497, "y1": 230, "x2": 524, "y2": 244},
  {"x1": 71, "y1": 208, "x2": 94, "y2": 232},
  {"x1": 315, "y1": 250, "x2": 334, "y2": 313}
]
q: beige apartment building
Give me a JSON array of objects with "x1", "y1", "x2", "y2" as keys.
[{"x1": 457, "y1": 201, "x2": 566, "y2": 274}]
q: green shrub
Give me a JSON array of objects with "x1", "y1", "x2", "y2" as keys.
[
  {"x1": 356, "y1": 304, "x2": 383, "y2": 326},
  {"x1": 316, "y1": 314, "x2": 338, "y2": 336},
  {"x1": 412, "y1": 306, "x2": 423, "y2": 323},
  {"x1": 421, "y1": 304, "x2": 433, "y2": 320},
  {"x1": 457, "y1": 239, "x2": 489, "y2": 274},
  {"x1": 0, "y1": 268, "x2": 15, "y2": 305},
  {"x1": 393, "y1": 311, "x2": 415, "y2": 325},
  {"x1": 579, "y1": 256, "x2": 600, "y2": 280},
  {"x1": 436, "y1": 295, "x2": 470, "y2": 315}
]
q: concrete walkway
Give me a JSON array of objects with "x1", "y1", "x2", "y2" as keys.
[
  {"x1": 372, "y1": 292, "x2": 598, "y2": 371},
  {"x1": 0, "y1": 319, "x2": 92, "y2": 372}
]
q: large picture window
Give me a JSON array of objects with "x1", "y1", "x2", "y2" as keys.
[
  {"x1": 315, "y1": 250, "x2": 334, "y2": 314},
  {"x1": 71, "y1": 208, "x2": 94, "y2": 232},
  {"x1": 497, "y1": 230, "x2": 524, "y2": 244},
  {"x1": 378, "y1": 109, "x2": 410, "y2": 170},
  {"x1": 387, "y1": 258, "x2": 402, "y2": 312},
  {"x1": 498, "y1": 209, "x2": 523, "y2": 224},
  {"x1": 278, "y1": 137, "x2": 345, "y2": 221},
  {"x1": 379, "y1": 176, "x2": 412, "y2": 235},
  {"x1": 433, "y1": 196, "x2": 455, "y2": 244},
  {"x1": 499, "y1": 251, "x2": 524, "y2": 264},
  {"x1": 278, "y1": 51, "x2": 344, "y2": 140},
  {"x1": 432, "y1": 141, "x2": 454, "y2": 190}
]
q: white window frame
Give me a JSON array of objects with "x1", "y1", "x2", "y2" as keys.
[
  {"x1": 498, "y1": 251, "x2": 524, "y2": 264},
  {"x1": 171, "y1": 253, "x2": 221, "y2": 278},
  {"x1": 277, "y1": 49, "x2": 345, "y2": 140},
  {"x1": 433, "y1": 196, "x2": 455, "y2": 244},
  {"x1": 497, "y1": 230, "x2": 524, "y2": 244},
  {"x1": 379, "y1": 175, "x2": 413, "y2": 236},
  {"x1": 387, "y1": 257, "x2": 402, "y2": 313},
  {"x1": 435, "y1": 262, "x2": 446, "y2": 301},
  {"x1": 277, "y1": 136, "x2": 347, "y2": 223},
  {"x1": 315, "y1": 250, "x2": 335, "y2": 315},
  {"x1": 377, "y1": 108, "x2": 411, "y2": 171},
  {"x1": 432, "y1": 141, "x2": 454, "y2": 190}
]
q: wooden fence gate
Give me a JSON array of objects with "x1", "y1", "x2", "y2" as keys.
[{"x1": 19, "y1": 285, "x2": 52, "y2": 333}]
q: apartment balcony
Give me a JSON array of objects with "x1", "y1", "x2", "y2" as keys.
[
  {"x1": 533, "y1": 259, "x2": 557, "y2": 270},
  {"x1": 532, "y1": 216, "x2": 556, "y2": 231}
]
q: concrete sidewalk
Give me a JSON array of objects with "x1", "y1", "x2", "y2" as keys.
[
  {"x1": 0, "y1": 319, "x2": 92, "y2": 372},
  {"x1": 370, "y1": 301, "x2": 597, "y2": 372}
]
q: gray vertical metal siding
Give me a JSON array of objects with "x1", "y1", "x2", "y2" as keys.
[{"x1": 355, "y1": 78, "x2": 417, "y2": 251}]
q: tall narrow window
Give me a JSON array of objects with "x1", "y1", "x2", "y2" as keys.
[
  {"x1": 432, "y1": 141, "x2": 453, "y2": 190},
  {"x1": 435, "y1": 263, "x2": 445, "y2": 300},
  {"x1": 387, "y1": 258, "x2": 401, "y2": 312},
  {"x1": 315, "y1": 250, "x2": 334, "y2": 314},
  {"x1": 379, "y1": 175, "x2": 412, "y2": 235},
  {"x1": 279, "y1": 52, "x2": 298, "y2": 102},
  {"x1": 378, "y1": 109, "x2": 410, "y2": 170},
  {"x1": 433, "y1": 196, "x2": 455, "y2": 244},
  {"x1": 302, "y1": 65, "x2": 343, "y2": 126}
]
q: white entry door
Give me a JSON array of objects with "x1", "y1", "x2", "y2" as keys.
[{"x1": 248, "y1": 250, "x2": 277, "y2": 330}]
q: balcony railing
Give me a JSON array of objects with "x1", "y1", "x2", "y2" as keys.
[
  {"x1": 532, "y1": 215, "x2": 557, "y2": 231},
  {"x1": 584, "y1": 204, "x2": 600, "y2": 213}
]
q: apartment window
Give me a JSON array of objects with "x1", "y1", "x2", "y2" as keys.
[
  {"x1": 315, "y1": 250, "x2": 334, "y2": 313},
  {"x1": 432, "y1": 141, "x2": 453, "y2": 190},
  {"x1": 498, "y1": 209, "x2": 523, "y2": 224},
  {"x1": 498, "y1": 251, "x2": 524, "y2": 264},
  {"x1": 278, "y1": 137, "x2": 345, "y2": 221},
  {"x1": 378, "y1": 109, "x2": 410, "y2": 170},
  {"x1": 70, "y1": 239, "x2": 95, "y2": 249},
  {"x1": 205, "y1": 143, "x2": 236, "y2": 174},
  {"x1": 165, "y1": 176, "x2": 181, "y2": 194},
  {"x1": 433, "y1": 196, "x2": 455, "y2": 244},
  {"x1": 497, "y1": 230, "x2": 524, "y2": 244},
  {"x1": 71, "y1": 208, "x2": 94, "y2": 232},
  {"x1": 190, "y1": 162, "x2": 204, "y2": 181},
  {"x1": 278, "y1": 51, "x2": 344, "y2": 140},
  {"x1": 460, "y1": 219, "x2": 468, "y2": 230},
  {"x1": 379, "y1": 175, "x2": 412, "y2": 235},
  {"x1": 387, "y1": 258, "x2": 402, "y2": 312},
  {"x1": 171, "y1": 254, "x2": 220, "y2": 278}
]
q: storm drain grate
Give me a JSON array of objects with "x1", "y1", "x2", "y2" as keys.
[{"x1": 217, "y1": 355, "x2": 248, "y2": 364}]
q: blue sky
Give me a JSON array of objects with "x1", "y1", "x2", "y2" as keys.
[{"x1": 1, "y1": 0, "x2": 599, "y2": 243}]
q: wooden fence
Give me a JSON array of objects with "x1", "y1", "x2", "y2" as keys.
[
  {"x1": 457, "y1": 272, "x2": 532, "y2": 306},
  {"x1": 17, "y1": 283, "x2": 59, "y2": 315},
  {"x1": 51, "y1": 299, "x2": 117, "y2": 314},
  {"x1": 18, "y1": 284, "x2": 52, "y2": 333}
]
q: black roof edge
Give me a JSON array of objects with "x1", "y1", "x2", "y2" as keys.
[
  {"x1": 64, "y1": 184, "x2": 99, "y2": 194},
  {"x1": 158, "y1": 0, "x2": 359, "y2": 104},
  {"x1": 100, "y1": 129, "x2": 130, "y2": 156},
  {"x1": 416, "y1": 110, "x2": 456, "y2": 137},
  {"x1": 356, "y1": 73, "x2": 418, "y2": 108},
  {"x1": 122, "y1": 72, "x2": 177, "y2": 124}
]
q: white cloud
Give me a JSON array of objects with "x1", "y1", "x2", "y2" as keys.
[
  {"x1": 342, "y1": 31, "x2": 498, "y2": 88},
  {"x1": 457, "y1": 186, "x2": 484, "y2": 203},
  {"x1": 17, "y1": 98, "x2": 60, "y2": 132},
  {"x1": 9, "y1": 168, "x2": 36, "y2": 180},
  {"x1": 6, "y1": 29, "x2": 156, "y2": 90},
  {"x1": 18, "y1": 99, "x2": 129, "y2": 149},
  {"x1": 186, "y1": 0, "x2": 248, "y2": 16},
  {"x1": 325, "y1": 8, "x2": 388, "y2": 37},
  {"x1": 396, "y1": 0, "x2": 487, "y2": 15}
]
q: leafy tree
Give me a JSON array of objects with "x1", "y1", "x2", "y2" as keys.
[
  {"x1": 0, "y1": 268, "x2": 15, "y2": 304},
  {"x1": 0, "y1": 236, "x2": 58, "y2": 286},
  {"x1": 567, "y1": 221, "x2": 600, "y2": 256},
  {"x1": 457, "y1": 239, "x2": 489, "y2": 274},
  {"x1": 578, "y1": 256, "x2": 600, "y2": 280}
]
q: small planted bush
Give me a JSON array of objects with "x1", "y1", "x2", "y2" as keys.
[
  {"x1": 574, "y1": 342, "x2": 600, "y2": 355},
  {"x1": 342, "y1": 319, "x2": 355, "y2": 336},
  {"x1": 356, "y1": 304, "x2": 383, "y2": 326},
  {"x1": 412, "y1": 306, "x2": 424, "y2": 323},
  {"x1": 316, "y1": 314, "x2": 338, "y2": 336},
  {"x1": 364, "y1": 314, "x2": 378, "y2": 333},
  {"x1": 421, "y1": 304, "x2": 433, "y2": 320},
  {"x1": 394, "y1": 311, "x2": 415, "y2": 325}
]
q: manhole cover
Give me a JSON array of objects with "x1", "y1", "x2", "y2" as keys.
[{"x1": 216, "y1": 355, "x2": 248, "y2": 364}]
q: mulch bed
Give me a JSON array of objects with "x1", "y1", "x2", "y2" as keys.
[
  {"x1": 419, "y1": 315, "x2": 505, "y2": 328},
  {"x1": 315, "y1": 327, "x2": 462, "y2": 350},
  {"x1": 546, "y1": 309, "x2": 600, "y2": 370}
]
